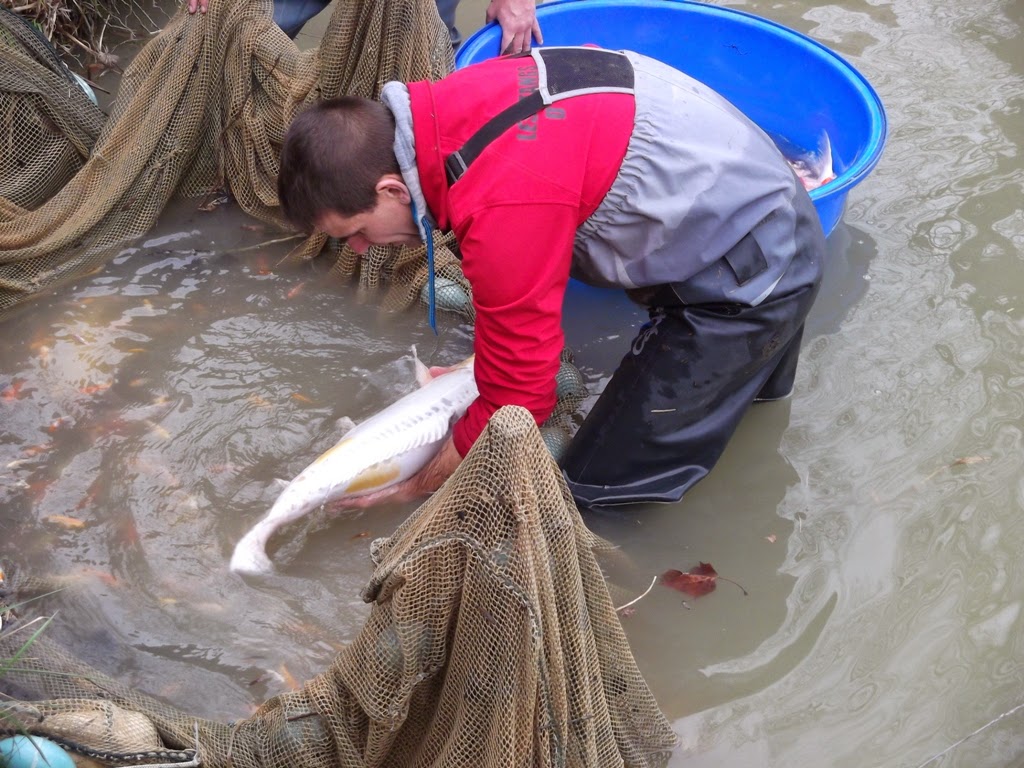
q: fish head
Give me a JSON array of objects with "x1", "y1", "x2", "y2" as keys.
[{"x1": 776, "y1": 131, "x2": 835, "y2": 192}]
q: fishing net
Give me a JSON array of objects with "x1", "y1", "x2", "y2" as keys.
[
  {"x1": 0, "y1": 0, "x2": 463, "y2": 317},
  {"x1": 1, "y1": 406, "x2": 677, "y2": 767},
  {"x1": 0, "y1": 7, "x2": 105, "y2": 217}
]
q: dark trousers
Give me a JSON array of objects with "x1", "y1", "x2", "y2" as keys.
[
  {"x1": 561, "y1": 199, "x2": 825, "y2": 507},
  {"x1": 272, "y1": 0, "x2": 331, "y2": 38},
  {"x1": 273, "y1": 0, "x2": 460, "y2": 45}
]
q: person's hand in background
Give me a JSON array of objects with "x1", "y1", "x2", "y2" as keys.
[{"x1": 486, "y1": 0, "x2": 542, "y2": 54}]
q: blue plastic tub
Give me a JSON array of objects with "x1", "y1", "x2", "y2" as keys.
[{"x1": 455, "y1": 0, "x2": 887, "y2": 237}]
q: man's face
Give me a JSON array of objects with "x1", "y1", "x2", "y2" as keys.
[{"x1": 314, "y1": 176, "x2": 421, "y2": 254}]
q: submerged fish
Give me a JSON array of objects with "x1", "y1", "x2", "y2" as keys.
[
  {"x1": 229, "y1": 348, "x2": 477, "y2": 575},
  {"x1": 785, "y1": 131, "x2": 835, "y2": 192}
]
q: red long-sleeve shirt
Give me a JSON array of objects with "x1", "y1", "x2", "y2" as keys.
[{"x1": 406, "y1": 56, "x2": 635, "y2": 455}]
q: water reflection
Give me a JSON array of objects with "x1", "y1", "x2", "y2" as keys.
[{"x1": 804, "y1": 222, "x2": 875, "y2": 339}]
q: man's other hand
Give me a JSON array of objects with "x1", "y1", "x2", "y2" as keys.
[{"x1": 487, "y1": 0, "x2": 543, "y2": 54}]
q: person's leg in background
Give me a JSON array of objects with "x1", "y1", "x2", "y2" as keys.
[
  {"x1": 435, "y1": 0, "x2": 462, "y2": 49},
  {"x1": 273, "y1": 0, "x2": 461, "y2": 46},
  {"x1": 272, "y1": 0, "x2": 332, "y2": 38}
]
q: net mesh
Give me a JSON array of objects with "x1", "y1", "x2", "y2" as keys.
[
  {"x1": 1, "y1": 406, "x2": 677, "y2": 767},
  {"x1": 0, "y1": 0, "x2": 466, "y2": 317},
  {"x1": 0, "y1": 7, "x2": 105, "y2": 217}
]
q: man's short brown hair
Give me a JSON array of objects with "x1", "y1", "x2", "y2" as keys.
[{"x1": 277, "y1": 97, "x2": 400, "y2": 232}]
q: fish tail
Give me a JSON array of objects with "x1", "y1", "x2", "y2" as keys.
[{"x1": 229, "y1": 527, "x2": 275, "y2": 575}]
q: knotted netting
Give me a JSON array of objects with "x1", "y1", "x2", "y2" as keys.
[
  {"x1": 1, "y1": 406, "x2": 677, "y2": 767},
  {"x1": 0, "y1": 0, "x2": 465, "y2": 317}
]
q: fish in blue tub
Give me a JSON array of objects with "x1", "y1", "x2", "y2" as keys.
[{"x1": 782, "y1": 131, "x2": 836, "y2": 192}]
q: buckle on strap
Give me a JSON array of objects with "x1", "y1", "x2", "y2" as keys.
[{"x1": 445, "y1": 151, "x2": 469, "y2": 185}]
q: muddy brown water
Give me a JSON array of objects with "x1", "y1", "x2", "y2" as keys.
[{"x1": 2, "y1": 0, "x2": 1024, "y2": 765}]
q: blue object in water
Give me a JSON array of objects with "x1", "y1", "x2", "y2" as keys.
[
  {"x1": 455, "y1": 0, "x2": 887, "y2": 237},
  {"x1": 271, "y1": 0, "x2": 459, "y2": 44},
  {"x1": 0, "y1": 735, "x2": 76, "y2": 768}
]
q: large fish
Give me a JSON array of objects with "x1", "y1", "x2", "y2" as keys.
[{"x1": 230, "y1": 349, "x2": 477, "y2": 575}]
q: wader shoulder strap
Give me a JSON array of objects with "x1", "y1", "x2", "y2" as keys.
[{"x1": 445, "y1": 47, "x2": 635, "y2": 185}]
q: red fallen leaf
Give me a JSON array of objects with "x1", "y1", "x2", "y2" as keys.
[
  {"x1": 660, "y1": 562, "x2": 748, "y2": 598},
  {"x1": 660, "y1": 562, "x2": 719, "y2": 597}
]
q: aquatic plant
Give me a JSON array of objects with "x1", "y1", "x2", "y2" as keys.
[
  {"x1": 0, "y1": 567, "x2": 59, "y2": 711},
  {"x1": 0, "y1": 0, "x2": 156, "y2": 76}
]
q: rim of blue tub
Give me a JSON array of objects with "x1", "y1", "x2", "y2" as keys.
[{"x1": 455, "y1": 0, "x2": 888, "y2": 209}]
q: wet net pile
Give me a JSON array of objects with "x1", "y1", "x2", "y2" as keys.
[
  {"x1": 1, "y1": 406, "x2": 676, "y2": 767},
  {"x1": 0, "y1": 0, "x2": 464, "y2": 317},
  {"x1": 0, "y1": 8, "x2": 104, "y2": 218}
]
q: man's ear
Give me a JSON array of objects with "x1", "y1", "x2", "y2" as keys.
[{"x1": 376, "y1": 174, "x2": 411, "y2": 205}]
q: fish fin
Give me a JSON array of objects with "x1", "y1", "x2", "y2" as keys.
[
  {"x1": 273, "y1": 478, "x2": 289, "y2": 489},
  {"x1": 411, "y1": 345, "x2": 433, "y2": 388},
  {"x1": 334, "y1": 416, "x2": 357, "y2": 434},
  {"x1": 817, "y1": 131, "x2": 834, "y2": 184},
  {"x1": 384, "y1": 413, "x2": 456, "y2": 456}
]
